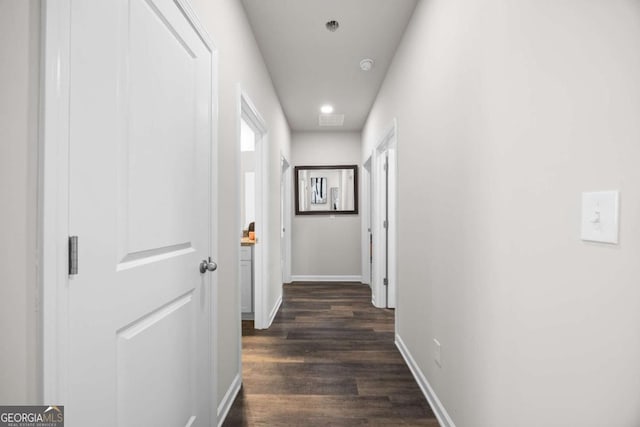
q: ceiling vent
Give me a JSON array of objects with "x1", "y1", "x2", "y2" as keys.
[{"x1": 319, "y1": 114, "x2": 344, "y2": 127}]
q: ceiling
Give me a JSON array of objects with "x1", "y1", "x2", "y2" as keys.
[{"x1": 241, "y1": 0, "x2": 418, "y2": 132}]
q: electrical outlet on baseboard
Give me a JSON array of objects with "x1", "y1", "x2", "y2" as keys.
[{"x1": 433, "y1": 338, "x2": 441, "y2": 368}]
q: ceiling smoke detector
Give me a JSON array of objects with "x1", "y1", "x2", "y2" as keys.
[
  {"x1": 325, "y1": 20, "x2": 339, "y2": 32},
  {"x1": 360, "y1": 58, "x2": 374, "y2": 71}
]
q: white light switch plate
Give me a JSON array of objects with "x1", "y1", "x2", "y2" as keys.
[{"x1": 581, "y1": 191, "x2": 619, "y2": 244}]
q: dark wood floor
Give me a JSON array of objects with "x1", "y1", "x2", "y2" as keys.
[{"x1": 222, "y1": 282, "x2": 438, "y2": 426}]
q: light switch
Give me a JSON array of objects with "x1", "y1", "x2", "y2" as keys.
[{"x1": 581, "y1": 191, "x2": 619, "y2": 244}]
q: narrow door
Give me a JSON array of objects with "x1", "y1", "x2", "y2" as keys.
[
  {"x1": 281, "y1": 175, "x2": 286, "y2": 280},
  {"x1": 368, "y1": 163, "x2": 374, "y2": 286},
  {"x1": 386, "y1": 149, "x2": 397, "y2": 308},
  {"x1": 384, "y1": 153, "x2": 390, "y2": 307},
  {"x1": 66, "y1": 1, "x2": 215, "y2": 425},
  {"x1": 280, "y1": 156, "x2": 290, "y2": 284}
]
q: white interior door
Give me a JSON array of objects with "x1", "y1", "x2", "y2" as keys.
[
  {"x1": 386, "y1": 148, "x2": 397, "y2": 308},
  {"x1": 371, "y1": 151, "x2": 387, "y2": 307},
  {"x1": 382, "y1": 153, "x2": 389, "y2": 306},
  {"x1": 280, "y1": 155, "x2": 291, "y2": 284},
  {"x1": 66, "y1": 0, "x2": 215, "y2": 425},
  {"x1": 362, "y1": 156, "x2": 372, "y2": 286},
  {"x1": 376, "y1": 148, "x2": 398, "y2": 309},
  {"x1": 371, "y1": 122, "x2": 398, "y2": 309}
]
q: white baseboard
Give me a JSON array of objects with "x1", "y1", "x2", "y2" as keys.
[
  {"x1": 395, "y1": 334, "x2": 456, "y2": 427},
  {"x1": 266, "y1": 294, "x2": 282, "y2": 328},
  {"x1": 216, "y1": 373, "x2": 241, "y2": 427},
  {"x1": 290, "y1": 275, "x2": 362, "y2": 283}
]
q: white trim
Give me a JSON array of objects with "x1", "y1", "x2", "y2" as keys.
[
  {"x1": 206, "y1": 24, "x2": 220, "y2": 427},
  {"x1": 291, "y1": 275, "x2": 363, "y2": 283},
  {"x1": 395, "y1": 334, "x2": 456, "y2": 427},
  {"x1": 41, "y1": 0, "x2": 71, "y2": 404},
  {"x1": 234, "y1": 87, "x2": 243, "y2": 394},
  {"x1": 266, "y1": 294, "x2": 283, "y2": 328},
  {"x1": 234, "y1": 87, "x2": 244, "y2": 388},
  {"x1": 216, "y1": 373, "x2": 241, "y2": 427},
  {"x1": 174, "y1": 0, "x2": 214, "y2": 51}
]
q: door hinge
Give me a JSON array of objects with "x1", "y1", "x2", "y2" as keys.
[
  {"x1": 383, "y1": 278, "x2": 388, "y2": 286},
  {"x1": 69, "y1": 236, "x2": 78, "y2": 275},
  {"x1": 383, "y1": 220, "x2": 387, "y2": 229}
]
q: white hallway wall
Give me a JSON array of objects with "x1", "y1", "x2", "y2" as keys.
[
  {"x1": 191, "y1": 0, "x2": 291, "y2": 409},
  {"x1": 0, "y1": 0, "x2": 40, "y2": 404},
  {"x1": 363, "y1": 0, "x2": 640, "y2": 426},
  {"x1": 291, "y1": 132, "x2": 361, "y2": 280}
]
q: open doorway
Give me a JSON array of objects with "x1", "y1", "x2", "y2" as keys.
[
  {"x1": 238, "y1": 91, "x2": 268, "y2": 329},
  {"x1": 362, "y1": 156, "x2": 373, "y2": 287},
  {"x1": 240, "y1": 116, "x2": 256, "y2": 320}
]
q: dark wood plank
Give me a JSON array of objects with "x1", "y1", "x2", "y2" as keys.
[{"x1": 223, "y1": 282, "x2": 437, "y2": 426}]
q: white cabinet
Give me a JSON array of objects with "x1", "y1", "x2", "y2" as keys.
[{"x1": 240, "y1": 245, "x2": 253, "y2": 313}]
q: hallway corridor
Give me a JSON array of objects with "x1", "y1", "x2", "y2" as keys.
[{"x1": 223, "y1": 282, "x2": 437, "y2": 426}]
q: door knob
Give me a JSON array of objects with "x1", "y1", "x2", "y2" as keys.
[{"x1": 199, "y1": 257, "x2": 218, "y2": 274}]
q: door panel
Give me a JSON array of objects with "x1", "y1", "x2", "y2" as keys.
[
  {"x1": 126, "y1": 0, "x2": 201, "y2": 254},
  {"x1": 117, "y1": 292, "x2": 194, "y2": 427},
  {"x1": 67, "y1": 0, "x2": 214, "y2": 425}
]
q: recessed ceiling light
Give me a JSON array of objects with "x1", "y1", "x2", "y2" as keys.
[
  {"x1": 360, "y1": 58, "x2": 374, "y2": 71},
  {"x1": 325, "y1": 20, "x2": 339, "y2": 32},
  {"x1": 320, "y1": 104, "x2": 334, "y2": 114}
]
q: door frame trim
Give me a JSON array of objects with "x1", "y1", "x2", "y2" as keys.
[
  {"x1": 39, "y1": 3, "x2": 220, "y2": 422},
  {"x1": 40, "y1": 0, "x2": 71, "y2": 403}
]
